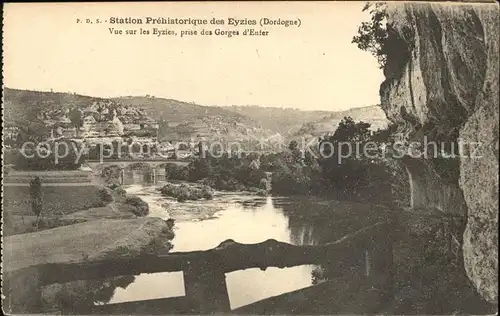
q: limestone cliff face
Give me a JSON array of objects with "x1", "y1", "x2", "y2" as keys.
[{"x1": 380, "y1": 3, "x2": 498, "y2": 304}]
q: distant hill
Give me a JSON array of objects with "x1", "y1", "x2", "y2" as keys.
[
  {"x1": 113, "y1": 96, "x2": 251, "y2": 125},
  {"x1": 302, "y1": 105, "x2": 389, "y2": 136},
  {"x1": 223, "y1": 105, "x2": 332, "y2": 135},
  {"x1": 224, "y1": 105, "x2": 389, "y2": 137},
  {"x1": 3, "y1": 88, "x2": 103, "y2": 124}
]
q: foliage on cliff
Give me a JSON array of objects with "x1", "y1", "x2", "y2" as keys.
[{"x1": 352, "y1": 2, "x2": 389, "y2": 68}]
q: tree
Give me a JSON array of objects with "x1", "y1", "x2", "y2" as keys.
[
  {"x1": 331, "y1": 117, "x2": 372, "y2": 143},
  {"x1": 30, "y1": 176, "x2": 43, "y2": 231},
  {"x1": 198, "y1": 141, "x2": 205, "y2": 158},
  {"x1": 318, "y1": 117, "x2": 375, "y2": 199},
  {"x1": 69, "y1": 108, "x2": 84, "y2": 137},
  {"x1": 371, "y1": 122, "x2": 398, "y2": 144},
  {"x1": 96, "y1": 102, "x2": 105, "y2": 122},
  {"x1": 188, "y1": 158, "x2": 213, "y2": 181},
  {"x1": 352, "y1": 2, "x2": 388, "y2": 68}
]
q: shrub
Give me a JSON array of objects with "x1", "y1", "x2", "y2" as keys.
[
  {"x1": 101, "y1": 165, "x2": 123, "y2": 185},
  {"x1": 115, "y1": 187, "x2": 127, "y2": 196},
  {"x1": 125, "y1": 196, "x2": 149, "y2": 216},
  {"x1": 3, "y1": 148, "x2": 19, "y2": 165},
  {"x1": 201, "y1": 187, "x2": 214, "y2": 200},
  {"x1": 108, "y1": 183, "x2": 127, "y2": 196},
  {"x1": 165, "y1": 164, "x2": 190, "y2": 181},
  {"x1": 98, "y1": 188, "x2": 114, "y2": 206},
  {"x1": 160, "y1": 182, "x2": 214, "y2": 202},
  {"x1": 108, "y1": 183, "x2": 119, "y2": 190},
  {"x1": 188, "y1": 159, "x2": 212, "y2": 181}
]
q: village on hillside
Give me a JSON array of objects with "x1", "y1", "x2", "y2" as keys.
[
  {"x1": 4, "y1": 98, "x2": 178, "y2": 159},
  {"x1": 3, "y1": 89, "x2": 320, "y2": 160},
  {"x1": 3, "y1": 95, "x2": 271, "y2": 160}
]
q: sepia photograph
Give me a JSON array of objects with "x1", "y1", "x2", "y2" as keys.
[{"x1": 1, "y1": 1, "x2": 498, "y2": 314}]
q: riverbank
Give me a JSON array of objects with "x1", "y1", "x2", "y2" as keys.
[
  {"x1": 2, "y1": 170, "x2": 176, "y2": 314},
  {"x1": 2, "y1": 183, "x2": 153, "y2": 236},
  {"x1": 3, "y1": 217, "x2": 175, "y2": 314}
]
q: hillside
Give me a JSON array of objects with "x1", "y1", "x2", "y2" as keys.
[
  {"x1": 223, "y1": 105, "x2": 333, "y2": 135},
  {"x1": 114, "y1": 96, "x2": 251, "y2": 125},
  {"x1": 302, "y1": 105, "x2": 389, "y2": 136},
  {"x1": 4, "y1": 88, "x2": 104, "y2": 125},
  {"x1": 225, "y1": 105, "x2": 389, "y2": 138},
  {"x1": 2, "y1": 88, "x2": 276, "y2": 142},
  {"x1": 3, "y1": 88, "x2": 153, "y2": 127},
  {"x1": 3, "y1": 88, "x2": 389, "y2": 143},
  {"x1": 113, "y1": 96, "x2": 275, "y2": 141}
]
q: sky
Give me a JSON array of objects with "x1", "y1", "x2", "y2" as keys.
[{"x1": 3, "y1": 2, "x2": 384, "y2": 111}]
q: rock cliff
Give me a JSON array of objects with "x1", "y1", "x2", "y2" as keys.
[{"x1": 380, "y1": 2, "x2": 498, "y2": 304}]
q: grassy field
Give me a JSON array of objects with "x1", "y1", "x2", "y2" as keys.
[{"x1": 3, "y1": 185, "x2": 107, "y2": 216}]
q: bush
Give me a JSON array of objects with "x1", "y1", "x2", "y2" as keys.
[
  {"x1": 115, "y1": 187, "x2": 127, "y2": 196},
  {"x1": 108, "y1": 183, "x2": 120, "y2": 190},
  {"x1": 188, "y1": 159, "x2": 212, "y2": 181},
  {"x1": 165, "y1": 164, "x2": 190, "y2": 181},
  {"x1": 160, "y1": 182, "x2": 214, "y2": 202},
  {"x1": 271, "y1": 170, "x2": 311, "y2": 195},
  {"x1": 98, "y1": 188, "x2": 114, "y2": 206},
  {"x1": 101, "y1": 165, "x2": 123, "y2": 185},
  {"x1": 125, "y1": 196, "x2": 149, "y2": 216},
  {"x1": 201, "y1": 186, "x2": 214, "y2": 200},
  {"x1": 108, "y1": 183, "x2": 127, "y2": 196},
  {"x1": 14, "y1": 139, "x2": 87, "y2": 171},
  {"x1": 185, "y1": 155, "x2": 270, "y2": 191},
  {"x1": 30, "y1": 176, "x2": 43, "y2": 219}
]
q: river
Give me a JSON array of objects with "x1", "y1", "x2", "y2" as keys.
[{"x1": 107, "y1": 168, "x2": 380, "y2": 310}]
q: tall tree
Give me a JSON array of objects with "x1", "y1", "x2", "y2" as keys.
[
  {"x1": 69, "y1": 108, "x2": 84, "y2": 137},
  {"x1": 30, "y1": 176, "x2": 43, "y2": 231},
  {"x1": 351, "y1": 2, "x2": 389, "y2": 68}
]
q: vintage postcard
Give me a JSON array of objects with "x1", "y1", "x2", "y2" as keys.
[{"x1": 1, "y1": 1, "x2": 498, "y2": 315}]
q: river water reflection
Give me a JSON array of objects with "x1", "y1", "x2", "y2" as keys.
[{"x1": 109, "y1": 168, "x2": 372, "y2": 309}]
